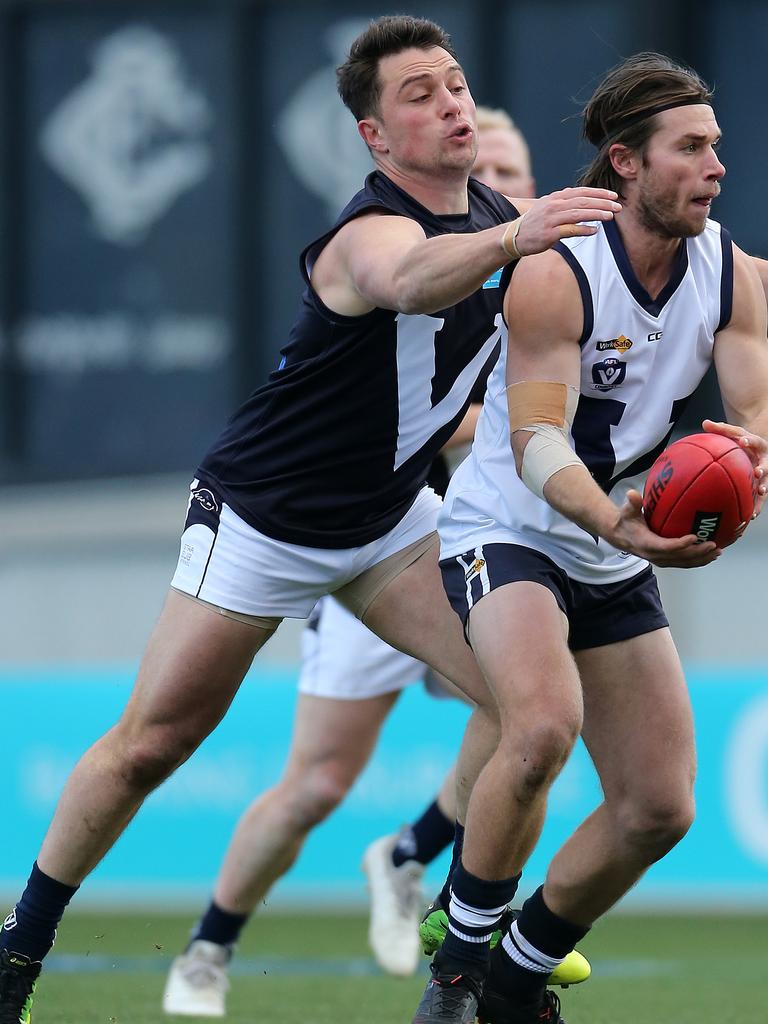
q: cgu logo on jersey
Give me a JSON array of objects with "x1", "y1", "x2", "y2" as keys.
[
  {"x1": 464, "y1": 557, "x2": 486, "y2": 581},
  {"x1": 596, "y1": 334, "x2": 633, "y2": 353},
  {"x1": 591, "y1": 356, "x2": 626, "y2": 391}
]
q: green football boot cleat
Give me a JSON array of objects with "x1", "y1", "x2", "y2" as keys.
[
  {"x1": 0, "y1": 949, "x2": 40, "y2": 1024},
  {"x1": 418, "y1": 901, "x2": 590, "y2": 988}
]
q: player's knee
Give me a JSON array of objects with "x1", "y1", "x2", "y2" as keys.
[
  {"x1": 282, "y1": 766, "x2": 352, "y2": 828},
  {"x1": 117, "y1": 727, "x2": 198, "y2": 793},
  {"x1": 617, "y1": 793, "x2": 695, "y2": 861},
  {"x1": 505, "y1": 717, "x2": 580, "y2": 803}
]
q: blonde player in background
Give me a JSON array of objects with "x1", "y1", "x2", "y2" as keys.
[{"x1": 472, "y1": 107, "x2": 535, "y2": 199}]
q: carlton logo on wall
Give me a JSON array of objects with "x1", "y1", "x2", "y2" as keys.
[
  {"x1": 276, "y1": 18, "x2": 374, "y2": 224},
  {"x1": 39, "y1": 24, "x2": 212, "y2": 245}
]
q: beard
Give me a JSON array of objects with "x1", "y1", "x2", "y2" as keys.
[{"x1": 636, "y1": 182, "x2": 708, "y2": 240}]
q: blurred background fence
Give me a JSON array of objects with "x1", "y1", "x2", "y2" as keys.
[{"x1": 1, "y1": 0, "x2": 766, "y2": 907}]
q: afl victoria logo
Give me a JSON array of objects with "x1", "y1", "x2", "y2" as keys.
[
  {"x1": 591, "y1": 357, "x2": 626, "y2": 391},
  {"x1": 192, "y1": 488, "x2": 219, "y2": 512}
]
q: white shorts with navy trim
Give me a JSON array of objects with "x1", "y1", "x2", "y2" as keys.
[{"x1": 170, "y1": 480, "x2": 442, "y2": 620}]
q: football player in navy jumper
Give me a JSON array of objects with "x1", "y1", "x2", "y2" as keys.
[
  {"x1": 0, "y1": 15, "x2": 622, "y2": 1019},
  {"x1": 159, "y1": 109, "x2": 546, "y2": 1017}
]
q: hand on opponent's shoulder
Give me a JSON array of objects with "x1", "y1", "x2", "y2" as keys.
[{"x1": 511, "y1": 187, "x2": 621, "y2": 257}]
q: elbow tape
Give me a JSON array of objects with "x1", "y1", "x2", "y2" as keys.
[{"x1": 507, "y1": 381, "x2": 584, "y2": 498}]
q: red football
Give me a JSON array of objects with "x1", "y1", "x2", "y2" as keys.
[{"x1": 643, "y1": 432, "x2": 757, "y2": 547}]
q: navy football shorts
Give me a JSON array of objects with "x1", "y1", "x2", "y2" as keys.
[{"x1": 440, "y1": 543, "x2": 668, "y2": 651}]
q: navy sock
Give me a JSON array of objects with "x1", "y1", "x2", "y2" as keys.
[
  {"x1": 191, "y1": 900, "x2": 249, "y2": 950},
  {"x1": 438, "y1": 821, "x2": 465, "y2": 909},
  {"x1": 0, "y1": 862, "x2": 78, "y2": 963},
  {"x1": 392, "y1": 800, "x2": 455, "y2": 868},
  {"x1": 441, "y1": 861, "x2": 520, "y2": 969},
  {"x1": 495, "y1": 886, "x2": 590, "y2": 1001}
]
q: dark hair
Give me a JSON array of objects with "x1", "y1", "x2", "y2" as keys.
[
  {"x1": 578, "y1": 52, "x2": 713, "y2": 194},
  {"x1": 337, "y1": 15, "x2": 458, "y2": 121}
]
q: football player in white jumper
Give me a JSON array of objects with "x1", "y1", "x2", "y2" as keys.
[{"x1": 413, "y1": 52, "x2": 768, "y2": 1024}]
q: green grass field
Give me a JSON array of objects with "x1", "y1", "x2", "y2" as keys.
[{"x1": 30, "y1": 909, "x2": 766, "y2": 1023}]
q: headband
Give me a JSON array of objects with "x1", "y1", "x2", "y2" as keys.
[{"x1": 595, "y1": 98, "x2": 712, "y2": 149}]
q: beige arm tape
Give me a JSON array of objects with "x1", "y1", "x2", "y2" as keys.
[
  {"x1": 500, "y1": 217, "x2": 524, "y2": 260},
  {"x1": 507, "y1": 381, "x2": 584, "y2": 499}
]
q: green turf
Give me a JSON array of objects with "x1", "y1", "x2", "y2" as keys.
[{"x1": 29, "y1": 910, "x2": 767, "y2": 1023}]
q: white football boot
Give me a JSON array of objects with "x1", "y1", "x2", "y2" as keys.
[
  {"x1": 162, "y1": 939, "x2": 230, "y2": 1017},
  {"x1": 362, "y1": 833, "x2": 424, "y2": 977}
]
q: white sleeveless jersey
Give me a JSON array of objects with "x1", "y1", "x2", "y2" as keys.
[{"x1": 439, "y1": 218, "x2": 734, "y2": 584}]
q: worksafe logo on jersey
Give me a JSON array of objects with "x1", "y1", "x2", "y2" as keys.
[
  {"x1": 596, "y1": 334, "x2": 633, "y2": 354},
  {"x1": 191, "y1": 488, "x2": 219, "y2": 512},
  {"x1": 591, "y1": 357, "x2": 626, "y2": 391},
  {"x1": 464, "y1": 557, "x2": 486, "y2": 581}
]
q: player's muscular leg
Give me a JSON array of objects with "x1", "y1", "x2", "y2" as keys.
[
  {"x1": 363, "y1": 547, "x2": 499, "y2": 818},
  {"x1": 542, "y1": 628, "x2": 695, "y2": 926},
  {"x1": 212, "y1": 692, "x2": 398, "y2": 913},
  {"x1": 363, "y1": 547, "x2": 490, "y2": 706},
  {"x1": 460, "y1": 582, "x2": 582, "y2": 878},
  {"x1": 37, "y1": 590, "x2": 274, "y2": 886}
]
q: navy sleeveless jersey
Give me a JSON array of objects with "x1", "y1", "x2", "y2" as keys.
[{"x1": 198, "y1": 171, "x2": 517, "y2": 548}]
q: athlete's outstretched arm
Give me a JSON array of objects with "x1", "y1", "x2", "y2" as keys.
[
  {"x1": 311, "y1": 188, "x2": 621, "y2": 317},
  {"x1": 708, "y1": 245, "x2": 768, "y2": 515},
  {"x1": 503, "y1": 250, "x2": 720, "y2": 569}
]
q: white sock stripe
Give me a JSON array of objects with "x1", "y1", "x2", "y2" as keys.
[
  {"x1": 448, "y1": 924, "x2": 496, "y2": 944},
  {"x1": 509, "y1": 921, "x2": 566, "y2": 971},
  {"x1": 449, "y1": 894, "x2": 508, "y2": 919},
  {"x1": 449, "y1": 909, "x2": 505, "y2": 931},
  {"x1": 450, "y1": 912, "x2": 503, "y2": 932},
  {"x1": 501, "y1": 932, "x2": 549, "y2": 972}
]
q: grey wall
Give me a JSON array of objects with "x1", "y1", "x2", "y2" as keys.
[{"x1": 0, "y1": 0, "x2": 765, "y2": 485}]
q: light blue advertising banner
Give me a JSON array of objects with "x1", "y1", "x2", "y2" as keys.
[{"x1": 1, "y1": 666, "x2": 767, "y2": 906}]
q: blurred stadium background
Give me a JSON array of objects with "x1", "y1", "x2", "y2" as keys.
[{"x1": 1, "y1": 0, "x2": 767, "y2": 928}]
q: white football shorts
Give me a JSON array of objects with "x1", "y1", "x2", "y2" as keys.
[
  {"x1": 170, "y1": 480, "x2": 442, "y2": 620},
  {"x1": 298, "y1": 595, "x2": 428, "y2": 700}
]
